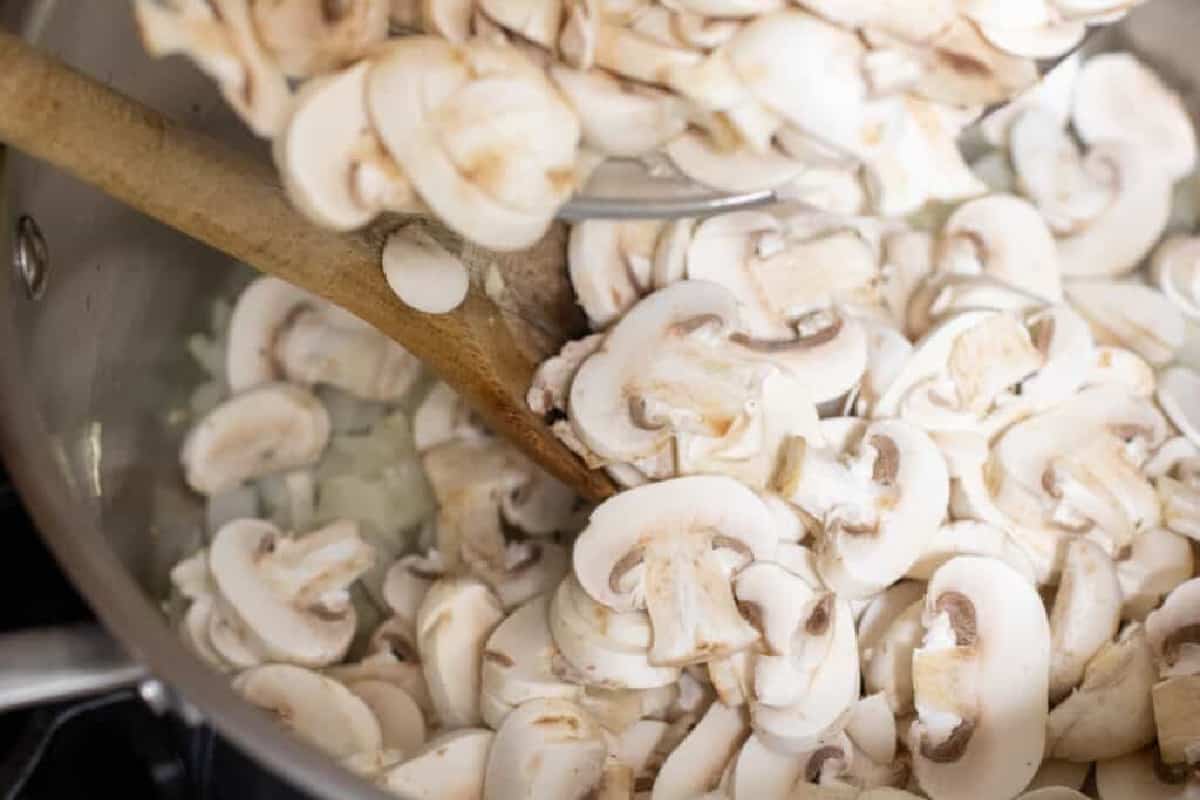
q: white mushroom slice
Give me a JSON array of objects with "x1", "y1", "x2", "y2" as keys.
[
  {"x1": 1018, "y1": 790, "x2": 1090, "y2": 800},
  {"x1": 845, "y1": 692, "x2": 896, "y2": 767},
  {"x1": 1046, "y1": 624, "x2": 1158, "y2": 761},
  {"x1": 707, "y1": 648, "x2": 754, "y2": 707},
  {"x1": 1152, "y1": 674, "x2": 1200, "y2": 766},
  {"x1": 777, "y1": 419, "x2": 948, "y2": 598},
  {"x1": 1146, "y1": 578, "x2": 1200, "y2": 678},
  {"x1": 653, "y1": 702, "x2": 749, "y2": 800},
  {"x1": 980, "y1": 52, "x2": 1080, "y2": 147},
  {"x1": 327, "y1": 628, "x2": 433, "y2": 722},
  {"x1": 479, "y1": 593, "x2": 580, "y2": 728},
  {"x1": 180, "y1": 596, "x2": 237, "y2": 671},
  {"x1": 367, "y1": 38, "x2": 580, "y2": 251},
  {"x1": 382, "y1": 552, "x2": 442, "y2": 630},
  {"x1": 250, "y1": 0, "x2": 388, "y2": 77},
  {"x1": 414, "y1": 381, "x2": 482, "y2": 452},
  {"x1": 792, "y1": 787, "x2": 925, "y2": 800},
  {"x1": 1073, "y1": 53, "x2": 1198, "y2": 181},
  {"x1": 568, "y1": 220, "x2": 663, "y2": 329},
  {"x1": 1009, "y1": 107, "x2": 1112, "y2": 236},
  {"x1": 910, "y1": 557, "x2": 1050, "y2": 800},
  {"x1": 1096, "y1": 747, "x2": 1198, "y2": 800},
  {"x1": 936, "y1": 194, "x2": 1062, "y2": 302},
  {"x1": 474, "y1": 540, "x2": 571, "y2": 611},
  {"x1": 1117, "y1": 527, "x2": 1195, "y2": 621},
  {"x1": 415, "y1": 577, "x2": 504, "y2": 728},
  {"x1": 665, "y1": 132, "x2": 810, "y2": 194},
  {"x1": 1066, "y1": 281, "x2": 1185, "y2": 367},
  {"x1": 483, "y1": 698, "x2": 606, "y2": 799},
  {"x1": 234, "y1": 664, "x2": 383, "y2": 759},
  {"x1": 569, "y1": 281, "x2": 784, "y2": 467},
  {"x1": 730, "y1": 734, "x2": 808, "y2": 800},
  {"x1": 1056, "y1": 143, "x2": 1173, "y2": 278},
  {"x1": 181, "y1": 383, "x2": 331, "y2": 495},
  {"x1": 209, "y1": 518, "x2": 372, "y2": 666},
  {"x1": 382, "y1": 225, "x2": 470, "y2": 314},
  {"x1": 1048, "y1": 538, "x2": 1122, "y2": 700},
  {"x1": 384, "y1": 728, "x2": 494, "y2": 799},
  {"x1": 795, "y1": 0, "x2": 956, "y2": 43},
  {"x1": 981, "y1": 18, "x2": 1086, "y2": 59},
  {"x1": 549, "y1": 573, "x2": 680, "y2": 689},
  {"x1": 573, "y1": 476, "x2": 776, "y2": 666},
  {"x1": 1087, "y1": 347, "x2": 1156, "y2": 397},
  {"x1": 1025, "y1": 759, "x2": 1091, "y2": 792},
  {"x1": 1159, "y1": 367, "x2": 1200, "y2": 449},
  {"x1": 906, "y1": 521, "x2": 1037, "y2": 585},
  {"x1": 864, "y1": 597, "x2": 923, "y2": 717},
  {"x1": 344, "y1": 680, "x2": 426, "y2": 755},
  {"x1": 1153, "y1": 236, "x2": 1200, "y2": 321},
  {"x1": 477, "y1": 0, "x2": 560, "y2": 47},
  {"x1": 551, "y1": 68, "x2": 687, "y2": 158}
]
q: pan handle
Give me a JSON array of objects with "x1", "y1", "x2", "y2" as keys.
[{"x1": 0, "y1": 623, "x2": 146, "y2": 713}]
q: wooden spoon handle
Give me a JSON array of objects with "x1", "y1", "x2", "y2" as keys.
[{"x1": 0, "y1": 30, "x2": 614, "y2": 501}]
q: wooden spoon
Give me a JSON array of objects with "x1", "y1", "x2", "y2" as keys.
[{"x1": 0, "y1": 30, "x2": 615, "y2": 501}]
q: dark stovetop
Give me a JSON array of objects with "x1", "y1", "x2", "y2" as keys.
[{"x1": 0, "y1": 462, "x2": 314, "y2": 800}]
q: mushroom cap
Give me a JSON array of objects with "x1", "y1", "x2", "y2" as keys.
[
  {"x1": 181, "y1": 383, "x2": 331, "y2": 495},
  {"x1": 344, "y1": 679, "x2": 427, "y2": 755},
  {"x1": 1066, "y1": 281, "x2": 1185, "y2": 367},
  {"x1": 1146, "y1": 577, "x2": 1200, "y2": 678},
  {"x1": 382, "y1": 225, "x2": 471, "y2": 314},
  {"x1": 209, "y1": 518, "x2": 371, "y2": 666},
  {"x1": 1157, "y1": 367, "x2": 1200, "y2": 449},
  {"x1": 1095, "y1": 748, "x2": 1196, "y2": 800},
  {"x1": 1047, "y1": 537, "x2": 1122, "y2": 700},
  {"x1": 415, "y1": 576, "x2": 504, "y2": 728},
  {"x1": 383, "y1": 728, "x2": 495, "y2": 798},
  {"x1": 483, "y1": 698, "x2": 606, "y2": 800},
  {"x1": 906, "y1": 521, "x2": 1038, "y2": 585},
  {"x1": 910, "y1": 556, "x2": 1050, "y2": 800},
  {"x1": 225, "y1": 277, "x2": 319, "y2": 393},
  {"x1": 652, "y1": 701, "x2": 749, "y2": 800},
  {"x1": 233, "y1": 663, "x2": 382, "y2": 759},
  {"x1": 1073, "y1": 53, "x2": 1198, "y2": 182},
  {"x1": 861, "y1": 597, "x2": 923, "y2": 717},
  {"x1": 572, "y1": 475, "x2": 777, "y2": 666}
]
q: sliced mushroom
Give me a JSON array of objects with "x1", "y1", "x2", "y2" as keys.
[
  {"x1": 209, "y1": 518, "x2": 372, "y2": 666},
  {"x1": 414, "y1": 381, "x2": 482, "y2": 453},
  {"x1": 234, "y1": 663, "x2": 383, "y2": 759},
  {"x1": 344, "y1": 679, "x2": 427, "y2": 755},
  {"x1": 1146, "y1": 578, "x2": 1200, "y2": 678},
  {"x1": 1066, "y1": 281, "x2": 1185, "y2": 367},
  {"x1": 980, "y1": 52, "x2": 1080, "y2": 147},
  {"x1": 1046, "y1": 623, "x2": 1158, "y2": 761},
  {"x1": 1095, "y1": 747, "x2": 1198, "y2": 800},
  {"x1": 366, "y1": 37, "x2": 580, "y2": 251},
  {"x1": 415, "y1": 576, "x2": 504, "y2": 728},
  {"x1": 1116, "y1": 527, "x2": 1195, "y2": 621},
  {"x1": 568, "y1": 220, "x2": 664, "y2": 329},
  {"x1": 1087, "y1": 346, "x2": 1157, "y2": 397},
  {"x1": 910, "y1": 556, "x2": 1050, "y2": 800},
  {"x1": 777, "y1": 419, "x2": 948, "y2": 598},
  {"x1": 664, "y1": 132, "x2": 812, "y2": 194},
  {"x1": 384, "y1": 728, "x2": 494, "y2": 799},
  {"x1": 906, "y1": 521, "x2": 1037, "y2": 585},
  {"x1": 572, "y1": 475, "x2": 776, "y2": 666},
  {"x1": 326, "y1": 622, "x2": 433, "y2": 721},
  {"x1": 482, "y1": 697, "x2": 606, "y2": 799},
  {"x1": 1073, "y1": 53, "x2": 1198, "y2": 181},
  {"x1": 1158, "y1": 367, "x2": 1200, "y2": 450},
  {"x1": 653, "y1": 701, "x2": 750, "y2": 800},
  {"x1": 1153, "y1": 236, "x2": 1200, "y2": 322},
  {"x1": 181, "y1": 383, "x2": 331, "y2": 495},
  {"x1": 1018, "y1": 789, "x2": 1090, "y2": 800},
  {"x1": 225, "y1": 277, "x2": 317, "y2": 392},
  {"x1": 1048, "y1": 538, "x2": 1122, "y2": 700},
  {"x1": 1151, "y1": 674, "x2": 1200, "y2": 767},
  {"x1": 845, "y1": 692, "x2": 897, "y2": 768},
  {"x1": 250, "y1": 0, "x2": 388, "y2": 77},
  {"x1": 382, "y1": 552, "x2": 442, "y2": 632},
  {"x1": 552, "y1": 68, "x2": 687, "y2": 159},
  {"x1": 382, "y1": 224, "x2": 471, "y2": 314},
  {"x1": 1024, "y1": 759, "x2": 1091, "y2": 793}
]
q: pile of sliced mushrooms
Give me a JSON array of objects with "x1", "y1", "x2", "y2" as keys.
[{"x1": 156, "y1": 1, "x2": 1200, "y2": 798}]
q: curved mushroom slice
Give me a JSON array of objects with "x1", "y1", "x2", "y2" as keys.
[
  {"x1": 181, "y1": 383, "x2": 331, "y2": 495},
  {"x1": 567, "y1": 281, "x2": 773, "y2": 468},
  {"x1": 326, "y1": 623, "x2": 433, "y2": 721},
  {"x1": 133, "y1": 0, "x2": 292, "y2": 137},
  {"x1": 1025, "y1": 759, "x2": 1091, "y2": 792},
  {"x1": 1158, "y1": 367, "x2": 1200, "y2": 451},
  {"x1": 344, "y1": 679, "x2": 427, "y2": 756},
  {"x1": 653, "y1": 701, "x2": 750, "y2": 800},
  {"x1": 1045, "y1": 623, "x2": 1157, "y2": 762},
  {"x1": 1047, "y1": 538, "x2": 1122, "y2": 700},
  {"x1": 549, "y1": 573, "x2": 681, "y2": 690},
  {"x1": 1153, "y1": 236, "x2": 1200, "y2": 321},
  {"x1": 483, "y1": 698, "x2": 606, "y2": 799},
  {"x1": 1152, "y1": 673, "x2": 1200, "y2": 766},
  {"x1": 731, "y1": 732, "x2": 861, "y2": 800},
  {"x1": 415, "y1": 577, "x2": 504, "y2": 728},
  {"x1": 551, "y1": 68, "x2": 687, "y2": 159},
  {"x1": 1018, "y1": 790, "x2": 1090, "y2": 800},
  {"x1": 906, "y1": 521, "x2": 1037, "y2": 585},
  {"x1": 250, "y1": 0, "x2": 388, "y2": 77},
  {"x1": 1066, "y1": 281, "x2": 1185, "y2": 367},
  {"x1": 366, "y1": 37, "x2": 581, "y2": 251},
  {"x1": 1146, "y1": 578, "x2": 1200, "y2": 678},
  {"x1": 845, "y1": 692, "x2": 897, "y2": 769},
  {"x1": 980, "y1": 52, "x2": 1079, "y2": 147},
  {"x1": 225, "y1": 277, "x2": 318, "y2": 392},
  {"x1": 1117, "y1": 527, "x2": 1194, "y2": 621},
  {"x1": 910, "y1": 556, "x2": 1050, "y2": 800},
  {"x1": 479, "y1": 593, "x2": 581, "y2": 728},
  {"x1": 776, "y1": 418, "x2": 948, "y2": 598},
  {"x1": 472, "y1": 540, "x2": 571, "y2": 611},
  {"x1": 568, "y1": 220, "x2": 664, "y2": 329},
  {"x1": 384, "y1": 728, "x2": 494, "y2": 799},
  {"x1": 573, "y1": 476, "x2": 777, "y2": 666},
  {"x1": 382, "y1": 225, "x2": 471, "y2": 315},
  {"x1": 1055, "y1": 143, "x2": 1173, "y2": 278},
  {"x1": 981, "y1": 17, "x2": 1086, "y2": 59},
  {"x1": 233, "y1": 664, "x2": 383, "y2": 759},
  {"x1": 382, "y1": 552, "x2": 442, "y2": 631},
  {"x1": 1096, "y1": 747, "x2": 1198, "y2": 800},
  {"x1": 935, "y1": 194, "x2": 1062, "y2": 302},
  {"x1": 209, "y1": 518, "x2": 372, "y2": 666},
  {"x1": 1073, "y1": 53, "x2": 1198, "y2": 182},
  {"x1": 664, "y1": 132, "x2": 813, "y2": 195},
  {"x1": 414, "y1": 382, "x2": 483, "y2": 453},
  {"x1": 1087, "y1": 346, "x2": 1156, "y2": 397}
]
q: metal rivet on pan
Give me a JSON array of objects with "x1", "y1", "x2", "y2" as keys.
[{"x1": 12, "y1": 214, "x2": 49, "y2": 301}]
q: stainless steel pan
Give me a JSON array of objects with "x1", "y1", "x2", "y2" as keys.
[{"x1": 0, "y1": 1, "x2": 1198, "y2": 798}]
